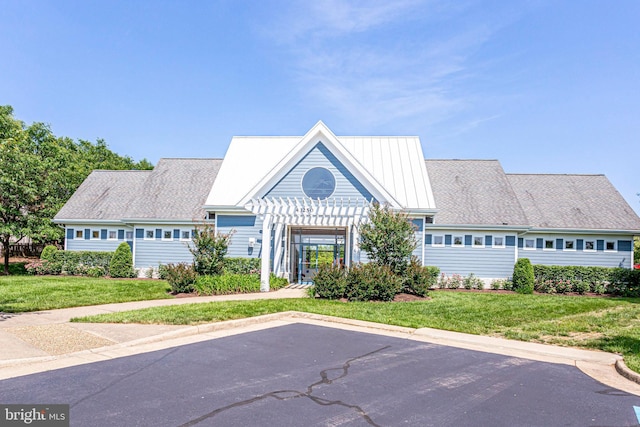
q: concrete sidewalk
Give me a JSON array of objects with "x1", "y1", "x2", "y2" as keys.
[
  {"x1": 1, "y1": 289, "x2": 640, "y2": 397},
  {"x1": 0, "y1": 289, "x2": 308, "y2": 361}
]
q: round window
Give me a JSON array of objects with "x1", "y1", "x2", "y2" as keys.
[{"x1": 302, "y1": 167, "x2": 336, "y2": 199}]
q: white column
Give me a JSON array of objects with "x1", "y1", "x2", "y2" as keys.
[{"x1": 260, "y1": 214, "x2": 272, "y2": 292}]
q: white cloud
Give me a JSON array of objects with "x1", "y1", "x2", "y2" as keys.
[{"x1": 263, "y1": 0, "x2": 516, "y2": 131}]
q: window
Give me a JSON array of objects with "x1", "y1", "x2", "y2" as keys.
[
  {"x1": 524, "y1": 239, "x2": 535, "y2": 249},
  {"x1": 564, "y1": 240, "x2": 575, "y2": 250},
  {"x1": 125, "y1": 231, "x2": 133, "y2": 240},
  {"x1": 181, "y1": 230, "x2": 191, "y2": 240},
  {"x1": 473, "y1": 236, "x2": 484, "y2": 247},
  {"x1": 108, "y1": 231, "x2": 117, "y2": 240},
  {"x1": 453, "y1": 236, "x2": 464, "y2": 247},
  {"x1": 585, "y1": 240, "x2": 595, "y2": 251},
  {"x1": 91, "y1": 230, "x2": 100, "y2": 239},
  {"x1": 544, "y1": 239, "x2": 555, "y2": 250},
  {"x1": 163, "y1": 230, "x2": 172, "y2": 240},
  {"x1": 302, "y1": 167, "x2": 336, "y2": 200},
  {"x1": 75, "y1": 230, "x2": 83, "y2": 239},
  {"x1": 432, "y1": 235, "x2": 444, "y2": 247},
  {"x1": 145, "y1": 230, "x2": 154, "y2": 240},
  {"x1": 606, "y1": 241, "x2": 616, "y2": 251},
  {"x1": 493, "y1": 236, "x2": 505, "y2": 248}
]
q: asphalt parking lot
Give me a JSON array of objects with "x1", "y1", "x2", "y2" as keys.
[{"x1": 1, "y1": 323, "x2": 639, "y2": 426}]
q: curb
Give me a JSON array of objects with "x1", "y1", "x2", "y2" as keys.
[{"x1": 615, "y1": 359, "x2": 640, "y2": 385}]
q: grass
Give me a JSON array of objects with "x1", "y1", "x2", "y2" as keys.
[
  {"x1": 0, "y1": 276, "x2": 172, "y2": 312},
  {"x1": 73, "y1": 291, "x2": 640, "y2": 373}
]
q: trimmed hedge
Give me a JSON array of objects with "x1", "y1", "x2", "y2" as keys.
[
  {"x1": 532, "y1": 264, "x2": 640, "y2": 297},
  {"x1": 27, "y1": 250, "x2": 114, "y2": 276},
  {"x1": 194, "y1": 273, "x2": 288, "y2": 295},
  {"x1": 223, "y1": 257, "x2": 261, "y2": 275}
]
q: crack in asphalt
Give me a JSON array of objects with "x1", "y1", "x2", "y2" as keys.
[
  {"x1": 178, "y1": 345, "x2": 392, "y2": 427},
  {"x1": 70, "y1": 347, "x2": 181, "y2": 409}
]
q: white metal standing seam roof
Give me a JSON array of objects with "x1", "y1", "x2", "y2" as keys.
[{"x1": 204, "y1": 123, "x2": 436, "y2": 211}]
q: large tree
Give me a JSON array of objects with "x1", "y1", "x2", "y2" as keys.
[{"x1": 0, "y1": 105, "x2": 152, "y2": 274}]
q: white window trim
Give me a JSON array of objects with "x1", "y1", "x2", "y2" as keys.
[
  {"x1": 144, "y1": 230, "x2": 155, "y2": 240},
  {"x1": 605, "y1": 241, "x2": 617, "y2": 252},
  {"x1": 107, "y1": 230, "x2": 117, "y2": 240},
  {"x1": 452, "y1": 235, "x2": 464, "y2": 247},
  {"x1": 90, "y1": 230, "x2": 100, "y2": 240},
  {"x1": 493, "y1": 236, "x2": 505, "y2": 248},
  {"x1": 180, "y1": 230, "x2": 192, "y2": 241},
  {"x1": 432, "y1": 235, "x2": 444, "y2": 247},
  {"x1": 524, "y1": 238, "x2": 536, "y2": 250},
  {"x1": 543, "y1": 239, "x2": 555, "y2": 251},
  {"x1": 75, "y1": 230, "x2": 84, "y2": 239},
  {"x1": 162, "y1": 230, "x2": 173, "y2": 241},
  {"x1": 472, "y1": 236, "x2": 484, "y2": 248},
  {"x1": 584, "y1": 240, "x2": 596, "y2": 252},
  {"x1": 563, "y1": 239, "x2": 576, "y2": 251},
  {"x1": 125, "y1": 231, "x2": 134, "y2": 240}
]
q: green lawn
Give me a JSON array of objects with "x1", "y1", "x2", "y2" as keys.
[
  {"x1": 0, "y1": 276, "x2": 172, "y2": 312},
  {"x1": 73, "y1": 291, "x2": 640, "y2": 373}
]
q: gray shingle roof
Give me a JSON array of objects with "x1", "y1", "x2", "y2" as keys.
[
  {"x1": 126, "y1": 158, "x2": 222, "y2": 221},
  {"x1": 425, "y1": 160, "x2": 529, "y2": 226},
  {"x1": 55, "y1": 159, "x2": 222, "y2": 222},
  {"x1": 54, "y1": 170, "x2": 151, "y2": 220},
  {"x1": 507, "y1": 174, "x2": 640, "y2": 230}
]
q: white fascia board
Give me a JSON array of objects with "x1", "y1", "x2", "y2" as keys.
[
  {"x1": 203, "y1": 206, "x2": 253, "y2": 215},
  {"x1": 238, "y1": 121, "x2": 402, "y2": 208},
  {"x1": 120, "y1": 218, "x2": 202, "y2": 225},
  {"x1": 426, "y1": 224, "x2": 531, "y2": 232},
  {"x1": 524, "y1": 228, "x2": 640, "y2": 235},
  {"x1": 53, "y1": 219, "x2": 124, "y2": 226}
]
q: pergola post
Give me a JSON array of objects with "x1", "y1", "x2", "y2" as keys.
[{"x1": 260, "y1": 213, "x2": 272, "y2": 292}]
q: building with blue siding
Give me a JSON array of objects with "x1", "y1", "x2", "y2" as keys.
[{"x1": 54, "y1": 122, "x2": 640, "y2": 289}]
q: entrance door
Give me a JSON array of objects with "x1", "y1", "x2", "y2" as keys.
[{"x1": 290, "y1": 228, "x2": 346, "y2": 284}]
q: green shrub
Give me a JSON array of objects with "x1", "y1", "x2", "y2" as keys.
[
  {"x1": 313, "y1": 263, "x2": 347, "y2": 299},
  {"x1": 345, "y1": 263, "x2": 402, "y2": 302},
  {"x1": 490, "y1": 279, "x2": 507, "y2": 290},
  {"x1": 608, "y1": 268, "x2": 640, "y2": 297},
  {"x1": 163, "y1": 263, "x2": 198, "y2": 293},
  {"x1": 189, "y1": 224, "x2": 233, "y2": 276},
  {"x1": 269, "y1": 274, "x2": 289, "y2": 291},
  {"x1": 224, "y1": 257, "x2": 261, "y2": 275},
  {"x1": 359, "y1": 203, "x2": 418, "y2": 276},
  {"x1": 44, "y1": 250, "x2": 113, "y2": 275},
  {"x1": 40, "y1": 245, "x2": 58, "y2": 261},
  {"x1": 446, "y1": 274, "x2": 463, "y2": 289},
  {"x1": 109, "y1": 243, "x2": 135, "y2": 278},
  {"x1": 404, "y1": 257, "x2": 439, "y2": 297},
  {"x1": 87, "y1": 266, "x2": 106, "y2": 278},
  {"x1": 25, "y1": 259, "x2": 46, "y2": 275},
  {"x1": 574, "y1": 280, "x2": 590, "y2": 295},
  {"x1": 194, "y1": 273, "x2": 260, "y2": 295},
  {"x1": 513, "y1": 258, "x2": 534, "y2": 294}
]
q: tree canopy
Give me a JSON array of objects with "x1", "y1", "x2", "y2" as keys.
[{"x1": 0, "y1": 105, "x2": 152, "y2": 273}]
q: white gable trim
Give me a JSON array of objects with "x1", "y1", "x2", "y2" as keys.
[{"x1": 238, "y1": 121, "x2": 403, "y2": 208}]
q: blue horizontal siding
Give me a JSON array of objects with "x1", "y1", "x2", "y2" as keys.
[
  {"x1": 265, "y1": 142, "x2": 375, "y2": 202},
  {"x1": 217, "y1": 216, "x2": 263, "y2": 258},
  {"x1": 134, "y1": 240, "x2": 193, "y2": 268}
]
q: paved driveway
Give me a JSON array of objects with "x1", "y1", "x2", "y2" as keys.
[{"x1": 1, "y1": 323, "x2": 639, "y2": 426}]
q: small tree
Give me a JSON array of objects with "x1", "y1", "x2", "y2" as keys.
[
  {"x1": 513, "y1": 258, "x2": 534, "y2": 294},
  {"x1": 110, "y1": 242, "x2": 135, "y2": 278},
  {"x1": 188, "y1": 224, "x2": 233, "y2": 276},
  {"x1": 359, "y1": 203, "x2": 418, "y2": 276}
]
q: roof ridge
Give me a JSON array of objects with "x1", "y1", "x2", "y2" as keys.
[{"x1": 507, "y1": 173, "x2": 605, "y2": 177}]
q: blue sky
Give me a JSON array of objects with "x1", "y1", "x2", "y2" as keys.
[{"x1": 2, "y1": 0, "x2": 639, "y2": 214}]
